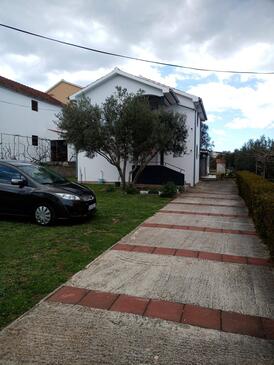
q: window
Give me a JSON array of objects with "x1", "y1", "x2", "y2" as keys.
[
  {"x1": 32, "y1": 135, "x2": 38, "y2": 146},
  {"x1": 31, "y1": 100, "x2": 38, "y2": 111},
  {"x1": 50, "y1": 140, "x2": 68, "y2": 162},
  {"x1": 0, "y1": 165, "x2": 22, "y2": 184}
]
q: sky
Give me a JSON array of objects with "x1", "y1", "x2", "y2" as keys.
[{"x1": 0, "y1": 0, "x2": 274, "y2": 151}]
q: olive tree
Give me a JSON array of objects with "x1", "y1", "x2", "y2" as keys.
[{"x1": 56, "y1": 87, "x2": 188, "y2": 189}]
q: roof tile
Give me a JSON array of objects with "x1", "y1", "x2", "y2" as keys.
[{"x1": 0, "y1": 75, "x2": 63, "y2": 106}]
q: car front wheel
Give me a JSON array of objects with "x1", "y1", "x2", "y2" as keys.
[{"x1": 34, "y1": 204, "x2": 55, "y2": 226}]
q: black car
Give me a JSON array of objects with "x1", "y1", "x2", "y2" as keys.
[{"x1": 0, "y1": 160, "x2": 96, "y2": 225}]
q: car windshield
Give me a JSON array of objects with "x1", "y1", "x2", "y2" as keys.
[{"x1": 20, "y1": 165, "x2": 67, "y2": 184}]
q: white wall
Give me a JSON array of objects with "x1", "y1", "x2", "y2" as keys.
[
  {"x1": 165, "y1": 100, "x2": 200, "y2": 186},
  {"x1": 75, "y1": 74, "x2": 199, "y2": 186},
  {"x1": 78, "y1": 153, "x2": 121, "y2": 183},
  {"x1": 74, "y1": 74, "x2": 164, "y2": 105},
  {"x1": 0, "y1": 86, "x2": 61, "y2": 140},
  {"x1": 195, "y1": 115, "x2": 201, "y2": 184},
  {"x1": 0, "y1": 86, "x2": 65, "y2": 161}
]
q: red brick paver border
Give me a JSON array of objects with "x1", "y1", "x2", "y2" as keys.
[
  {"x1": 153, "y1": 247, "x2": 177, "y2": 256},
  {"x1": 182, "y1": 304, "x2": 221, "y2": 330},
  {"x1": 170, "y1": 202, "x2": 245, "y2": 208},
  {"x1": 47, "y1": 286, "x2": 274, "y2": 340},
  {"x1": 111, "y1": 295, "x2": 149, "y2": 315},
  {"x1": 112, "y1": 244, "x2": 272, "y2": 267},
  {"x1": 79, "y1": 291, "x2": 119, "y2": 310},
  {"x1": 48, "y1": 286, "x2": 89, "y2": 304},
  {"x1": 142, "y1": 222, "x2": 256, "y2": 236},
  {"x1": 188, "y1": 191, "x2": 239, "y2": 196},
  {"x1": 180, "y1": 195, "x2": 241, "y2": 201},
  {"x1": 144, "y1": 299, "x2": 183, "y2": 322},
  {"x1": 222, "y1": 311, "x2": 265, "y2": 338},
  {"x1": 160, "y1": 210, "x2": 249, "y2": 219}
]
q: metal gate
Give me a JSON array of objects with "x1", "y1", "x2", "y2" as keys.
[{"x1": 0, "y1": 132, "x2": 51, "y2": 162}]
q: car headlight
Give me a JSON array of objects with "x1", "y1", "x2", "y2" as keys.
[{"x1": 55, "y1": 193, "x2": 80, "y2": 201}]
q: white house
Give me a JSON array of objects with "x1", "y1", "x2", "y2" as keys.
[
  {"x1": 0, "y1": 75, "x2": 73, "y2": 162},
  {"x1": 71, "y1": 68, "x2": 207, "y2": 186}
]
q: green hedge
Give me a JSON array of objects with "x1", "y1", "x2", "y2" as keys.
[{"x1": 236, "y1": 171, "x2": 274, "y2": 255}]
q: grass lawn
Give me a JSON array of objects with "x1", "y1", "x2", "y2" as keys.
[{"x1": 0, "y1": 184, "x2": 170, "y2": 329}]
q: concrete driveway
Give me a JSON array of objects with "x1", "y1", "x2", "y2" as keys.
[{"x1": 0, "y1": 180, "x2": 273, "y2": 364}]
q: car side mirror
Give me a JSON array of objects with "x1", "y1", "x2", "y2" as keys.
[{"x1": 11, "y1": 178, "x2": 27, "y2": 187}]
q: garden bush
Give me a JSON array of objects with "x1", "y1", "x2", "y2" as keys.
[
  {"x1": 160, "y1": 181, "x2": 178, "y2": 197},
  {"x1": 104, "y1": 184, "x2": 115, "y2": 193},
  {"x1": 125, "y1": 184, "x2": 139, "y2": 194},
  {"x1": 236, "y1": 171, "x2": 274, "y2": 255}
]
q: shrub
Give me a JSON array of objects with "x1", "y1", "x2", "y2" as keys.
[
  {"x1": 160, "y1": 181, "x2": 177, "y2": 197},
  {"x1": 125, "y1": 184, "x2": 139, "y2": 195},
  {"x1": 148, "y1": 188, "x2": 160, "y2": 195},
  {"x1": 236, "y1": 171, "x2": 274, "y2": 255},
  {"x1": 104, "y1": 185, "x2": 115, "y2": 193}
]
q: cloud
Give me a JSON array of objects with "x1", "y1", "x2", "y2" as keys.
[
  {"x1": 188, "y1": 76, "x2": 274, "y2": 129},
  {"x1": 206, "y1": 114, "x2": 222, "y2": 123},
  {"x1": 1, "y1": 0, "x2": 274, "y2": 88},
  {"x1": 212, "y1": 129, "x2": 226, "y2": 136}
]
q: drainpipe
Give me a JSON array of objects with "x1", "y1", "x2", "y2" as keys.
[{"x1": 193, "y1": 110, "x2": 197, "y2": 186}]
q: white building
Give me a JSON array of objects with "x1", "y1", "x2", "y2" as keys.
[
  {"x1": 71, "y1": 68, "x2": 207, "y2": 186},
  {"x1": 0, "y1": 75, "x2": 73, "y2": 162}
]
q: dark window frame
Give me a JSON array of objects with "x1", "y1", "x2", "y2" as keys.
[
  {"x1": 31, "y1": 100, "x2": 38, "y2": 112},
  {"x1": 32, "y1": 135, "x2": 38, "y2": 146}
]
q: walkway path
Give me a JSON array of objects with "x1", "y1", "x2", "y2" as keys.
[{"x1": 1, "y1": 180, "x2": 274, "y2": 364}]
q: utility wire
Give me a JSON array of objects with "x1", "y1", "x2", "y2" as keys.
[
  {"x1": 0, "y1": 99, "x2": 59, "y2": 112},
  {"x1": 1, "y1": 23, "x2": 274, "y2": 75}
]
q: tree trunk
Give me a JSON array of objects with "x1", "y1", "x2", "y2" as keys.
[
  {"x1": 121, "y1": 158, "x2": 127, "y2": 190},
  {"x1": 132, "y1": 163, "x2": 149, "y2": 185},
  {"x1": 116, "y1": 165, "x2": 126, "y2": 190},
  {"x1": 132, "y1": 152, "x2": 158, "y2": 185}
]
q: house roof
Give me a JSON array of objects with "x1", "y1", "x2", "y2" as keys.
[
  {"x1": 71, "y1": 68, "x2": 207, "y2": 121},
  {"x1": 46, "y1": 79, "x2": 83, "y2": 93},
  {"x1": 0, "y1": 75, "x2": 63, "y2": 106}
]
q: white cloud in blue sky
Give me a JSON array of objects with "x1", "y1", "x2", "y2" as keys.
[{"x1": 0, "y1": 0, "x2": 274, "y2": 151}]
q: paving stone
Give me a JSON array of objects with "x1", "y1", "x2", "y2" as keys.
[
  {"x1": 68, "y1": 251, "x2": 274, "y2": 318},
  {"x1": 132, "y1": 245, "x2": 155, "y2": 253},
  {"x1": 144, "y1": 299, "x2": 183, "y2": 322},
  {"x1": 222, "y1": 311, "x2": 265, "y2": 338},
  {"x1": 120, "y1": 226, "x2": 268, "y2": 258},
  {"x1": 145, "y1": 213, "x2": 255, "y2": 233},
  {"x1": 175, "y1": 249, "x2": 199, "y2": 258},
  {"x1": 111, "y1": 294, "x2": 149, "y2": 315},
  {"x1": 198, "y1": 251, "x2": 223, "y2": 261},
  {"x1": 153, "y1": 247, "x2": 176, "y2": 256},
  {"x1": 1, "y1": 302, "x2": 274, "y2": 365},
  {"x1": 114, "y1": 244, "x2": 270, "y2": 268},
  {"x1": 261, "y1": 318, "x2": 274, "y2": 340},
  {"x1": 165, "y1": 202, "x2": 248, "y2": 216},
  {"x1": 160, "y1": 209, "x2": 250, "y2": 220},
  {"x1": 79, "y1": 290, "x2": 119, "y2": 310},
  {"x1": 223, "y1": 254, "x2": 248, "y2": 264},
  {"x1": 182, "y1": 304, "x2": 221, "y2": 330},
  {"x1": 174, "y1": 196, "x2": 245, "y2": 207},
  {"x1": 247, "y1": 257, "x2": 272, "y2": 266}
]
